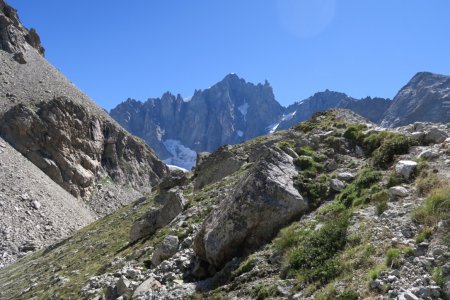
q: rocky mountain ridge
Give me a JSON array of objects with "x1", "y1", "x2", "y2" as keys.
[
  {"x1": 111, "y1": 71, "x2": 450, "y2": 170},
  {"x1": 110, "y1": 77, "x2": 394, "y2": 169}
]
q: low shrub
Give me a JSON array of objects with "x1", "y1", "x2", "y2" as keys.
[
  {"x1": 337, "y1": 168, "x2": 382, "y2": 207},
  {"x1": 337, "y1": 289, "x2": 359, "y2": 300},
  {"x1": 413, "y1": 185, "x2": 450, "y2": 225},
  {"x1": 285, "y1": 214, "x2": 349, "y2": 284}
]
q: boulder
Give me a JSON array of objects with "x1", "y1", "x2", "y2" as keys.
[
  {"x1": 116, "y1": 276, "x2": 131, "y2": 296},
  {"x1": 424, "y1": 127, "x2": 448, "y2": 144},
  {"x1": 417, "y1": 149, "x2": 438, "y2": 160},
  {"x1": 389, "y1": 186, "x2": 409, "y2": 198},
  {"x1": 193, "y1": 147, "x2": 307, "y2": 267},
  {"x1": 395, "y1": 160, "x2": 417, "y2": 179},
  {"x1": 337, "y1": 172, "x2": 355, "y2": 182},
  {"x1": 132, "y1": 277, "x2": 162, "y2": 299},
  {"x1": 130, "y1": 189, "x2": 185, "y2": 242},
  {"x1": 151, "y1": 235, "x2": 179, "y2": 266},
  {"x1": 330, "y1": 179, "x2": 346, "y2": 192}
]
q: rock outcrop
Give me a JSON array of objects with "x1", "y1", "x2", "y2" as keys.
[
  {"x1": 1, "y1": 97, "x2": 167, "y2": 199},
  {"x1": 0, "y1": 0, "x2": 44, "y2": 57}
]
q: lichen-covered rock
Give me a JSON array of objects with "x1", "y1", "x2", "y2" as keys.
[{"x1": 193, "y1": 146, "x2": 307, "y2": 267}]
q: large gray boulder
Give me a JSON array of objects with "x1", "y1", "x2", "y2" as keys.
[
  {"x1": 193, "y1": 147, "x2": 308, "y2": 267},
  {"x1": 151, "y1": 235, "x2": 179, "y2": 266},
  {"x1": 130, "y1": 189, "x2": 185, "y2": 242}
]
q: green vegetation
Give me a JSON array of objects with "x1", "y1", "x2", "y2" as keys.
[
  {"x1": 337, "y1": 168, "x2": 382, "y2": 207},
  {"x1": 294, "y1": 155, "x2": 324, "y2": 172},
  {"x1": 234, "y1": 256, "x2": 255, "y2": 277},
  {"x1": 369, "y1": 133, "x2": 411, "y2": 169},
  {"x1": 283, "y1": 213, "x2": 349, "y2": 284},
  {"x1": 294, "y1": 111, "x2": 346, "y2": 133},
  {"x1": 336, "y1": 289, "x2": 359, "y2": 300},
  {"x1": 432, "y1": 267, "x2": 448, "y2": 299},
  {"x1": 250, "y1": 284, "x2": 277, "y2": 300},
  {"x1": 343, "y1": 125, "x2": 412, "y2": 169},
  {"x1": 98, "y1": 176, "x2": 113, "y2": 184},
  {"x1": 294, "y1": 173, "x2": 329, "y2": 208},
  {"x1": 385, "y1": 248, "x2": 401, "y2": 268},
  {"x1": 413, "y1": 185, "x2": 450, "y2": 226},
  {"x1": 373, "y1": 190, "x2": 389, "y2": 215},
  {"x1": 296, "y1": 145, "x2": 315, "y2": 156},
  {"x1": 415, "y1": 227, "x2": 433, "y2": 243},
  {"x1": 415, "y1": 171, "x2": 442, "y2": 196}
]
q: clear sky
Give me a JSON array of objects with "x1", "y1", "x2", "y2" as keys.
[{"x1": 8, "y1": 0, "x2": 450, "y2": 110}]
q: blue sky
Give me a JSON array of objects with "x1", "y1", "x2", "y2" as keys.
[{"x1": 8, "y1": 0, "x2": 450, "y2": 110}]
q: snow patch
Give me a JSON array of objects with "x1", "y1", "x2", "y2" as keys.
[
  {"x1": 237, "y1": 130, "x2": 244, "y2": 137},
  {"x1": 238, "y1": 102, "x2": 249, "y2": 120},
  {"x1": 167, "y1": 164, "x2": 189, "y2": 173},
  {"x1": 162, "y1": 139, "x2": 197, "y2": 170},
  {"x1": 267, "y1": 111, "x2": 297, "y2": 134},
  {"x1": 267, "y1": 123, "x2": 280, "y2": 134}
]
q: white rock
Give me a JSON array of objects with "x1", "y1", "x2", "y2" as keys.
[
  {"x1": 31, "y1": 200, "x2": 41, "y2": 210},
  {"x1": 337, "y1": 172, "x2": 355, "y2": 182},
  {"x1": 395, "y1": 160, "x2": 418, "y2": 179},
  {"x1": 330, "y1": 179, "x2": 346, "y2": 192},
  {"x1": 389, "y1": 186, "x2": 409, "y2": 198}
]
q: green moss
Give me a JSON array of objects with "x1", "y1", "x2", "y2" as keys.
[
  {"x1": 413, "y1": 185, "x2": 450, "y2": 226},
  {"x1": 294, "y1": 155, "x2": 323, "y2": 172}
]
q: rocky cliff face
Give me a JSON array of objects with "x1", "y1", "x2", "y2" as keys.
[
  {"x1": 381, "y1": 72, "x2": 450, "y2": 127},
  {"x1": 0, "y1": 0, "x2": 168, "y2": 205}
]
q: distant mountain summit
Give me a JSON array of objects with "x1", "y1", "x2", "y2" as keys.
[
  {"x1": 381, "y1": 72, "x2": 450, "y2": 127},
  {"x1": 110, "y1": 74, "x2": 284, "y2": 169},
  {"x1": 111, "y1": 76, "x2": 394, "y2": 169}
]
